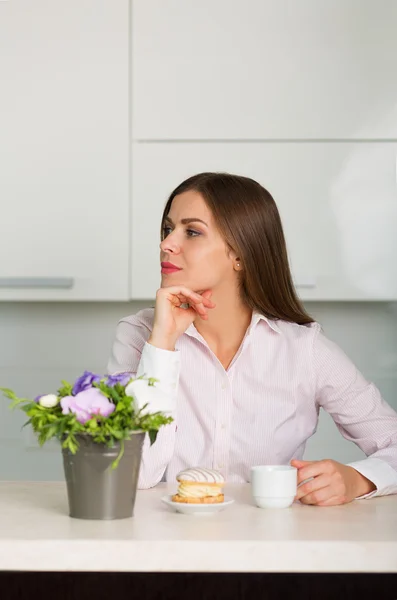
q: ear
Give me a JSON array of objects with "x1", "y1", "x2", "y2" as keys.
[
  {"x1": 226, "y1": 247, "x2": 242, "y2": 270},
  {"x1": 234, "y1": 258, "x2": 242, "y2": 271}
]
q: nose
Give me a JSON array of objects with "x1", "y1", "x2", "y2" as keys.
[{"x1": 160, "y1": 231, "x2": 181, "y2": 255}]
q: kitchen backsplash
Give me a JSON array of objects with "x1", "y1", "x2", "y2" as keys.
[{"x1": 0, "y1": 301, "x2": 396, "y2": 480}]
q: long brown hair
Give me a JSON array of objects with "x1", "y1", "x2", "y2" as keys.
[{"x1": 161, "y1": 172, "x2": 314, "y2": 326}]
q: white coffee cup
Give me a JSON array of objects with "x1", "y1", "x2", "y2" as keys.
[{"x1": 250, "y1": 465, "x2": 297, "y2": 508}]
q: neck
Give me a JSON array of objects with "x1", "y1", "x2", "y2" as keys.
[{"x1": 193, "y1": 287, "x2": 252, "y2": 352}]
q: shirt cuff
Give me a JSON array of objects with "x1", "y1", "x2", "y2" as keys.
[
  {"x1": 136, "y1": 341, "x2": 181, "y2": 397},
  {"x1": 347, "y1": 457, "x2": 397, "y2": 499}
]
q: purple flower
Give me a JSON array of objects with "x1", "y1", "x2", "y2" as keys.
[
  {"x1": 72, "y1": 371, "x2": 101, "y2": 395},
  {"x1": 61, "y1": 388, "x2": 115, "y2": 424},
  {"x1": 105, "y1": 372, "x2": 132, "y2": 388},
  {"x1": 34, "y1": 395, "x2": 43, "y2": 403}
]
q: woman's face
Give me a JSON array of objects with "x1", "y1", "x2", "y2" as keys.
[{"x1": 160, "y1": 190, "x2": 237, "y2": 292}]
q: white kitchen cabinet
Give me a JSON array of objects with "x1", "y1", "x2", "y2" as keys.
[
  {"x1": 132, "y1": 0, "x2": 397, "y2": 140},
  {"x1": 131, "y1": 142, "x2": 397, "y2": 301},
  {"x1": 0, "y1": 0, "x2": 129, "y2": 300}
]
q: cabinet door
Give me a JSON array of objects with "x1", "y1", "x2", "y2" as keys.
[
  {"x1": 132, "y1": 0, "x2": 397, "y2": 140},
  {"x1": 131, "y1": 142, "x2": 397, "y2": 301},
  {"x1": 0, "y1": 1, "x2": 129, "y2": 300}
]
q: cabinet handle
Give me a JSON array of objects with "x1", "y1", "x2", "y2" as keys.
[{"x1": 0, "y1": 277, "x2": 74, "y2": 289}]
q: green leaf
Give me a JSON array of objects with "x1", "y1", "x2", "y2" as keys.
[
  {"x1": 9, "y1": 398, "x2": 27, "y2": 410},
  {"x1": 57, "y1": 419, "x2": 68, "y2": 437},
  {"x1": 20, "y1": 403, "x2": 36, "y2": 414},
  {"x1": 0, "y1": 387, "x2": 33, "y2": 409},
  {"x1": 107, "y1": 383, "x2": 125, "y2": 403},
  {"x1": 41, "y1": 424, "x2": 57, "y2": 442},
  {"x1": 95, "y1": 381, "x2": 114, "y2": 400},
  {"x1": 63, "y1": 434, "x2": 79, "y2": 454},
  {"x1": 114, "y1": 382, "x2": 128, "y2": 397},
  {"x1": 148, "y1": 429, "x2": 158, "y2": 446},
  {"x1": 87, "y1": 418, "x2": 98, "y2": 430},
  {"x1": 57, "y1": 380, "x2": 73, "y2": 398},
  {"x1": 2, "y1": 376, "x2": 174, "y2": 467},
  {"x1": 0, "y1": 387, "x2": 17, "y2": 399}
]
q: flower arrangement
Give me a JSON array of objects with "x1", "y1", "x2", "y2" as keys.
[{"x1": 0, "y1": 371, "x2": 173, "y2": 469}]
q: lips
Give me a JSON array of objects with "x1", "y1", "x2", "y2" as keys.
[{"x1": 161, "y1": 262, "x2": 182, "y2": 274}]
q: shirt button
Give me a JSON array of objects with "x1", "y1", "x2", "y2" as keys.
[
  {"x1": 221, "y1": 383, "x2": 227, "y2": 390},
  {"x1": 221, "y1": 424, "x2": 226, "y2": 429}
]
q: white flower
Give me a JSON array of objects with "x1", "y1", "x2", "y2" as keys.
[
  {"x1": 125, "y1": 379, "x2": 176, "y2": 415},
  {"x1": 39, "y1": 394, "x2": 59, "y2": 408}
]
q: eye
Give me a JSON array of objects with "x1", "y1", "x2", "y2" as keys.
[
  {"x1": 162, "y1": 226, "x2": 201, "y2": 239},
  {"x1": 186, "y1": 229, "x2": 201, "y2": 237},
  {"x1": 162, "y1": 226, "x2": 172, "y2": 238}
]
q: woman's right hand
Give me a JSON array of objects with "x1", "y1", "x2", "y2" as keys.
[{"x1": 148, "y1": 286, "x2": 216, "y2": 350}]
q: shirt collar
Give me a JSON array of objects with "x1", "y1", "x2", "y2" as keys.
[
  {"x1": 251, "y1": 311, "x2": 282, "y2": 334},
  {"x1": 184, "y1": 310, "x2": 282, "y2": 339}
]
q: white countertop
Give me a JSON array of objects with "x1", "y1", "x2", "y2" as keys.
[{"x1": 0, "y1": 482, "x2": 396, "y2": 573}]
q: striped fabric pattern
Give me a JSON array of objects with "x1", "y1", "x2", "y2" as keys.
[{"x1": 107, "y1": 308, "x2": 397, "y2": 496}]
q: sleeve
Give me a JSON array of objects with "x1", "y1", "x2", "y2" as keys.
[
  {"x1": 106, "y1": 317, "x2": 181, "y2": 489},
  {"x1": 312, "y1": 325, "x2": 397, "y2": 498}
]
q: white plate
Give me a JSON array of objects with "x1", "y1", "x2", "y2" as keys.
[{"x1": 161, "y1": 495, "x2": 234, "y2": 515}]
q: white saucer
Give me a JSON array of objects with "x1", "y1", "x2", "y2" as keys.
[{"x1": 161, "y1": 495, "x2": 234, "y2": 515}]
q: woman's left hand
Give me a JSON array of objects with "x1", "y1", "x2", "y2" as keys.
[{"x1": 291, "y1": 459, "x2": 376, "y2": 506}]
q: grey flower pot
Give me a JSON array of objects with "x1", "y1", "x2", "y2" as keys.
[{"x1": 62, "y1": 432, "x2": 145, "y2": 520}]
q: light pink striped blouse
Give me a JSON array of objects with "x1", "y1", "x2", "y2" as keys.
[{"x1": 107, "y1": 308, "x2": 397, "y2": 496}]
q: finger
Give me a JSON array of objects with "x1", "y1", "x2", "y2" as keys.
[
  {"x1": 163, "y1": 288, "x2": 207, "y2": 317},
  {"x1": 186, "y1": 298, "x2": 208, "y2": 317},
  {"x1": 295, "y1": 461, "x2": 330, "y2": 485},
  {"x1": 185, "y1": 303, "x2": 209, "y2": 319},
  {"x1": 178, "y1": 292, "x2": 212, "y2": 311},
  {"x1": 175, "y1": 294, "x2": 191, "y2": 305},
  {"x1": 291, "y1": 459, "x2": 313, "y2": 478},
  {"x1": 291, "y1": 459, "x2": 312, "y2": 468},
  {"x1": 165, "y1": 286, "x2": 215, "y2": 307},
  {"x1": 317, "y1": 496, "x2": 347, "y2": 507},
  {"x1": 168, "y1": 294, "x2": 207, "y2": 319},
  {"x1": 192, "y1": 295, "x2": 216, "y2": 307},
  {"x1": 182, "y1": 290, "x2": 215, "y2": 317},
  {"x1": 200, "y1": 289, "x2": 215, "y2": 304},
  {"x1": 299, "y1": 484, "x2": 333, "y2": 505},
  {"x1": 169, "y1": 295, "x2": 184, "y2": 307},
  {"x1": 290, "y1": 460, "x2": 316, "y2": 487},
  {"x1": 174, "y1": 293, "x2": 209, "y2": 319},
  {"x1": 295, "y1": 474, "x2": 330, "y2": 500}
]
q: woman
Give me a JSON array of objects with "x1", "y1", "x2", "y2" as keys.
[{"x1": 107, "y1": 172, "x2": 397, "y2": 506}]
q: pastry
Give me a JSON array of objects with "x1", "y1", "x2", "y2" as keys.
[{"x1": 172, "y1": 467, "x2": 225, "y2": 504}]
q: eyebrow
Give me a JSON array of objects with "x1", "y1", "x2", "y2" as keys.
[{"x1": 164, "y1": 216, "x2": 208, "y2": 227}]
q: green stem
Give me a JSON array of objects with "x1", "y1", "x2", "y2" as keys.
[{"x1": 111, "y1": 437, "x2": 125, "y2": 470}]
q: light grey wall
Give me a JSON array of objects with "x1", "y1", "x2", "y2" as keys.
[{"x1": 0, "y1": 301, "x2": 396, "y2": 481}]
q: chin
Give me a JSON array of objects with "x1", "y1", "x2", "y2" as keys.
[
  {"x1": 160, "y1": 275, "x2": 182, "y2": 287},
  {"x1": 160, "y1": 276, "x2": 200, "y2": 292}
]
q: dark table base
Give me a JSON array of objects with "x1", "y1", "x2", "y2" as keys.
[{"x1": 1, "y1": 572, "x2": 396, "y2": 599}]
